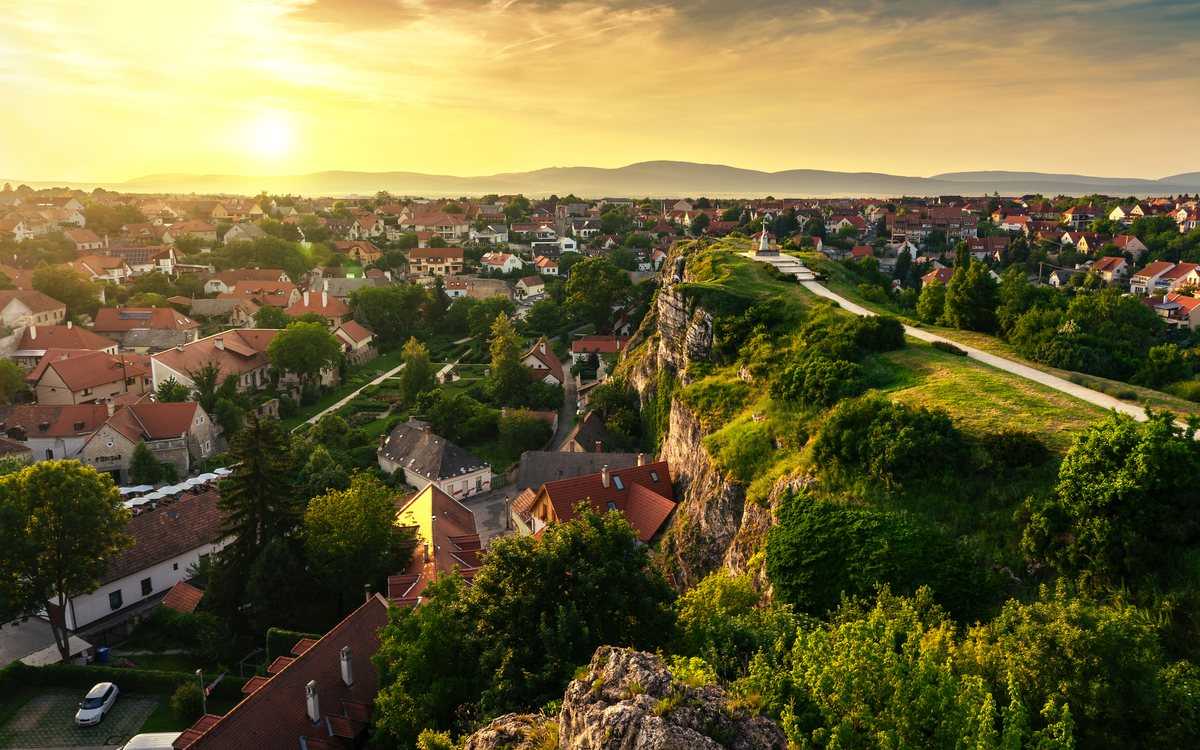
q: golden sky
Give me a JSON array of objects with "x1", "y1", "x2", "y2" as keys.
[{"x1": 2, "y1": 0, "x2": 1199, "y2": 183}]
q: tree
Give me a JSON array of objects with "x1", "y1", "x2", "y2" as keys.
[
  {"x1": 298, "y1": 214, "x2": 328, "y2": 243},
  {"x1": 154, "y1": 376, "x2": 191, "y2": 403},
  {"x1": 916, "y1": 281, "x2": 947, "y2": 324},
  {"x1": 423, "y1": 276, "x2": 452, "y2": 328},
  {"x1": 31, "y1": 265, "x2": 98, "y2": 315},
  {"x1": 0, "y1": 461, "x2": 133, "y2": 662},
  {"x1": 127, "y1": 292, "x2": 170, "y2": 308},
  {"x1": 894, "y1": 248, "x2": 912, "y2": 285},
  {"x1": 427, "y1": 233, "x2": 448, "y2": 248},
  {"x1": 467, "y1": 294, "x2": 517, "y2": 345},
  {"x1": 305, "y1": 473, "x2": 411, "y2": 617},
  {"x1": 564, "y1": 258, "x2": 631, "y2": 332},
  {"x1": 691, "y1": 212, "x2": 711, "y2": 235},
  {"x1": 1134, "y1": 344, "x2": 1190, "y2": 389},
  {"x1": 131, "y1": 270, "x2": 172, "y2": 297},
  {"x1": 266, "y1": 322, "x2": 343, "y2": 386},
  {"x1": 607, "y1": 247, "x2": 640, "y2": 272},
  {"x1": 244, "y1": 536, "x2": 310, "y2": 634},
  {"x1": 350, "y1": 285, "x2": 428, "y2": 343},
  {"x1": 214, "y1": 412, "x2": 298, "y2": 577},
  {"x1": 0, "y1": 360, "x2": 27, "y2": 404},
  {"x1": 498, "y1": 409, "x2": 553, "y2": 454},
  {"x1": 523, "y1": 298, "x2": 562, "y2": 332},
  {"x1": 253, "y1": 303, "x2": 289, "y2": 329},
  {"x1": 399, "y1": 337, "x2": 435, "y2": 405},
  {"x1": 487, "y1": 314, "x2": 527, "y2": 405},
  {"x1": 185, "y1": 360, "x2": 222, "y2": 413},
  {"x1": 129, "y1": 441, "x2": 164, "y2": 485},
  {"x1": 942, "y1": 258, "x2": 1000, "y2": 332},
  {"x1": 803, "y1": 217, "x2": 826, "y2": 238}
]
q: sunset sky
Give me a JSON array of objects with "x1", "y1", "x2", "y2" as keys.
[{"x1": 2, "y1": 0, "x2": 1199, "y2": 184}]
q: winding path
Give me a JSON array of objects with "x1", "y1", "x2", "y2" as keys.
[{"x1": 799, "y1": 280, "x2": 1154, "y2": 423}]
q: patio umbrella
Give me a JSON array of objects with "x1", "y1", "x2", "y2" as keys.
[
  {"x1": 197, "y1": 472, "x2": 219, "y2": 481},
  {"x1": 186, "y1": 477, "x2": 207, "y2": 486},
  {"x1": 118, "y1": 487, "x2": 136, "y2": 495},
  {"x1": 161, "y1": 484, "x2": 189, "y2": 494},
  {"x1": 143, "y1": 491, "x2": 166, "y2": 501},
  {"x1": 131, "y1": 484, "x2": 154, "y2": 493},
  {"x1": 214, "y1": 467, "x2": 232, "y2": 476},
  {"x1": 124, "y1": 498, "x2": 150, "y2": 508}
]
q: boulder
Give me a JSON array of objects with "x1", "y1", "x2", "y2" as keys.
[{"x1": 463, "y1": 712, "x2": 557, "y2": 750}]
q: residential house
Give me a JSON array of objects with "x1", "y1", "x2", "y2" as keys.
[
  {"x1": 188, "y1": 298, "x2": 259, "y2": 328},
  {"x1": 849, "y1": 246, "x2": 873, "y2": 261},
  {"x1": 445, "y1": 279, "x2": 468, "y2": 298},
  {"x1": 174, "y1": 595, "x2": 388, "y2": 750},
  {"x1": 921, "y1": 268, "x2": 955, "y2": 287},
  {"x1": 92, "y1": 307, "x2": 200, "y2": 345},
  {"x1": 1154, "y1": 263, "x2": 1200, "y2": 294},
  {"x1": 472, "y1": 225, "x2": 509, "y2": 245},
  {"x1": 512, "y1": 459, "x2": 674, "y2": 541},
  {"x1": 481, "y1": 252, "x2": 523, "y2": 274},
  {"x1": 0, "y1": 218, "x2": 34, "y2": 243},
  {"x1": 218, "y1": 280, "x2": 301, "y2": 308},
  {"x1": 223, "y1": 223, "x2": 268, "y2": 243},
  {"x1": 119, "y1": 223, "x2": 167, "y2": 243},
  {"x1": 332, "y1": 241, "x2": 382, "y2": 264},
  {"x1": 150, "y1": 329, "x2": 283, "y2": 393},
  {"x1": 400, "y1": 212, "x2": 470, "y2": 242},
  {"x1": 1178, "y1": 207, "x2": 1200, "y2": 233},
  {"x1": 1109, "y1": 205, "x2": 1138, "y2": 225},
  {"x1": 516, "y1": 276, "x2": 545, "y2": 299},
  {"x1": 0, "y1": 290, "x2": 66, "y2": 329},
  {"x1": 1047, "y1": 269, "x2": 1074, "y2": 288},
  {"x1": 1129, "y1": 261, "x2": 1177, "y2": 294},
  {"x1": 52, "y1": 489, "x2": 227, "y2": 632},
  {"x1": 409, "y1": 247, "x2": 464, "y2": 276},
  {"x1": 0, "y1": 402, "x2": 112, "y2": 461},
  {"x1": 1112, "y1": 235, "x2": 1149, "y2": 261},
  {"x1": 105, "y1": 245, "x2": 158, "y2": 275},
  {"x1": 41, "y1": 207, "x2": 87, "y2": 229},
  {"x1": 534, "y1": 256, "x2": 559, "y2": 275},
  {"x1": 1000, "y1": 215, "x2": 1032, "y2": 233},
  {"x1": 522, "y1": 337, "x2": 565, "y2": 386},
  {"x1": 286, "y1": 291, "x2": 352, "y2": 327},
  {"x1": 389, "y1": 483, "x2": 484, "y2": 601},
  {"x1": 27, "y1": 349, "x2": 153, "y2": 405},
  {"x1": 349, "y1": 213, "x2": 385, "y2": 239},
  {"x1": 164, "y1": 220, "x2": 217, "y2": 242},
  {"x1": 221, "y1": 202, "x2": 264, "y2": 222},
  {"x1": 64, "y1": 228, "x2": 105, "y2": 253},
  {"x1": 204, "y1": 269, "x2": 290, "y2": 294},
  {"x1": 966, "y1": 236, "x2": 1010, "y2": 261},
  {"x1": 10, "y1": 324, "x2": 117, "y2": 370},
  {"x1": 1061, "y1": 205, "x2": 1101, "y2": 230},
  {"x1": 1089, "y1": 256, "x2": 1129, "y2": 283},
  {"x1": 334, "y1": 321, "x2": 374, "y2": 360},
  {"x1": 570, "y1": 334, "x2": 631, "y2": 364},
  {"x1": 1149, "y1": 293, "x2": 1200, "y2": 330},
  {"x1": 79, "y1": 399, "x2": 221, "y2": 485},
  {"x1": 376, "y1": 420, "x2": 492, "y2": 497},
  {"x1": 558, "y1": 410, "x2": 625, "y2": 453}
]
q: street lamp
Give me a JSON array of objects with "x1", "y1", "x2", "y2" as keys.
[{"x1": 196, "y1": 669, "x2": 206, "y2": 715}]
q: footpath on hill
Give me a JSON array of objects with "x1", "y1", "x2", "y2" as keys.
[{"x1": 799, "y1": 280, "x2": 1156, "y2": 423}]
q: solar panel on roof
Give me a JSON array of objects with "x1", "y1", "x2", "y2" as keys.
[{"x1": 118, "y1": 311, "x2": 152, "y2": 320}]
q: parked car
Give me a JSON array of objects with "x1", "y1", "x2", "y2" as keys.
[
  {"x1": 121, "y1": 732, "x2": 182, "y2": 749},
  {"x1": 75, "y1": 682, "x2": 119, "y2": 726}
]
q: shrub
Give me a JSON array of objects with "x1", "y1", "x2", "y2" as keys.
[
  {"x1": 300, "y1": 383, "x2": 321, "y2": 406},
  {"x1": 415, "y1": 729, "x2": 456, "y2": 750},
  {"x1": 932, "y1": 340, "x2": 967, "y2": 356},
  {"x1": 1165, "y1": 380, "x2": 1200, "y2": 402},
  {"x1": 771, "y1": 357, "x2": 867, "y2": 408},
  {"x1": 171, "y1": 682, "x2": 204, "y2": 723},
  {"x1": 266, "y1": 628, "x2": 325, "y2": 665},
  {"x1": 278, "y1": 395, "x2": 299, "y2": 419},
  {"x1": 1105, "y1": 387, "x2": 1138, "y2": 401},
  {"x1": 980, "y1": 428, "x2": 1049, "y2": 469}
]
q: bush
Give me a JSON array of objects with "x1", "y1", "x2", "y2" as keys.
[
  {"x1": 266, "y1": 628, "x2": 325, "y2": 665},
  {"x1": 348, "y1": 400, "x2": 389, "y2": 412},
  {"x1": 361, "y1": 384, "x2": 381, "y2": 397},
  {"x1": 771, "y1": 357, "x2": 867, "y2": 408},
  {"x1": 278, "y1": 395, "x2": 299, "y2": 419},
  {"x1": 1104, "y1": 387, "x2": 1138, "y2": 401},
  {"x1": 980, "y1": 428, "x2": 1048, "y2": 469},
  {"x1": 300, "y1": 383, "x2": 321, "y2": 406},
  {"x1": 932, "y1": 340, "x2": 967, "y2": 356},
  {"x1": 1165, "y1": 380, "x2": 1200, "y2": 402},
  {"x1": 125, "y1": 607, "x2": 211, "y2": 651},
  {"x1": 171, "y1": 682, "x2": 204, "y2": 722},
  {"x1": 5, "y1": 662, "x2": 249, "y2": 701}
]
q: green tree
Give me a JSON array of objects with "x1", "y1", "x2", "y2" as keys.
[
  {"x1": 467, "y1": 294, "x2": 517, "y2": 345},
  {"x1": 523, "y1": 298, "x2": 562, "y2": 333},
  {"x1": 266, "y1": 322, "x2": 343, "y2": 386},
  {"x1": 0, "y1": 461, "x2": 133, "y2": 662},
  {"x1": 253, "y1": 303, "x2": 289, "y2": 329},
  {"x1": 298, "y1": 214, "x2": 328, "y2": 243},
  {"x1": 803, "y1": 217, "x2": 826, "y2": 238},
  {"x1": 770, "y1": 357, "x2": 868, "y2": 408},
  {"x1": 607, "y1": 247, "x2": 640, "y2": 272},
  {"x1": 916, "y1": 281, "x2": 947, "y2": 324},
  {"x1": 214, "y1": 412, "x2": 297, "y2": 577},
  {"x1": 0, "y1": 360, "x2": 27, "y2": 404},
  {"x1": 131, "y1": 270, "x2": 173, "y2": 297},
  {"x1": 151, "y1": 375, "x2": 188, "y2": 404},
  {"x1": 942, "y1": 258, "x2": 1000, "y2": 332},
  {"x1": 691, "y1": 212, "x2": 711, "y2": 235},
  {"x1": 128, "y1": 440, "x2": 164, "y2": 485},
  {"x1": 245, "y1": 536, "x2": 309, "y2": 635},
  {"x1": 498, "y1": 409, "x2": 553, "y2": 454},
  {"x1": 487, "y1": 314, "x2": 527, "y2": 405},
  {"x1": 350, "y1": 284, "x2": 428, "y2": 343},
  {"x1": 185, "y1": 360, "x2": 222, "y2": 413},
  {"x1": 426, "y1": 233, "x2": 448, "y2": 248},
  {"x1": 564, "y1": 258, "x2": 631, "y2": 332},
  {"x1": 31, "y1": 265, "x2": 99, "y2": 315},
  {"x1": 399, "y1": 337, "x2": 435, "y2": 405},
  {"x1": 305, "y1": 473, "x2": 410, "y2": 617},
  {"x1": 1134, "y1": 344, "x2": 1190, "y2": 389}
]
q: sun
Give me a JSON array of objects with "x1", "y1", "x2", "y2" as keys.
[{"x1": 252, "y1": 114, "x2": 293, "y2": 158}]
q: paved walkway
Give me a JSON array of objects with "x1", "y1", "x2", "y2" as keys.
[
  {"x1": 799, "y1": 280, "x2": 1154, "y2": 423},
  {"x1": 300, "y1": 362, "x2": 406, "y2": 428},
  {"x1": 552, "y1": 356, "x2": 578, "y2": 451}
]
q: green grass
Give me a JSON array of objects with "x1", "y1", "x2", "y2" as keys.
[{"x1": 138, "y1": 697, "x2": 239, "y2": 734}]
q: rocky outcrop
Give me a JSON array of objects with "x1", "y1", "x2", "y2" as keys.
[
  {"x1": 557, "y1": 646, "x2": 786, "y2": 750},
  {"x1": 462, "y1": 713, "x2": 558, "y2": 750},
  {"x1": 654, "y1": 286, "x2": 714, "y2": 381}
]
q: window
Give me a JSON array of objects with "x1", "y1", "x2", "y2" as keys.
[
  {"x1": 109, "y1": 590, "x2": 123, "y2": 610},
  {"x1": 649, "y1": 470, "x2": 660, "y2": 483},
  {"x1": 203, "y1": 441, "x2": 210, "y2": 453},
  {"x1": 612, "y1": 475, "x2": 624, "y2": 490},
  {"x1": 45, "y1": 449, "x2": 53, "y2": 460},
  {"x1": 607, "y1": 501, "x2": 618, "y2": 512},
  {"x1": 141, "y1": 578, "x2": 152, "y2": 596},
  {"x1": 476, "y1": 477, "x2": 482, "y2": 491},
  {"x1": 173, "y1": 563, "x2": 178, "y2": 571}
]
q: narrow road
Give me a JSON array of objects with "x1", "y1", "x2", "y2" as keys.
[
  {"x1": 551, "y1": 356, "x2": 578, "y2": 450},
  {"x1": 799, "y1": 280, "x2": 1154, "y2": 423}
]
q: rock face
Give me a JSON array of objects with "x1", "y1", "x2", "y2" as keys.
[
  {"x1": 557, "y1": 646, "x2": 786, "y2": 750},
  {"x1": 462, "y1": 713, "x2": 557, "y2": 750}
]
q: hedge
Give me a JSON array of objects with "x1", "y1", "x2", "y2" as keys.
[
  {"x1": 0, "y1": 660, "x2": 249, "y2": 701},
  {"x1": 266, "y1": 628, "x2": 325, "y2": 665}
]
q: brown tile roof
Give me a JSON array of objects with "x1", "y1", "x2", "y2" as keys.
[
  {"x1": 570, "y1": 335, "x2": 631, "y2": 355},
  {"x1": 17, "y1": 325, "x2": 115, "y2": 352},
  {"x1": 64, "y1": 229, "x2": 103, "y2": 245},
  {"x1": 394, "y1": 484, "x2": 482, "y2": 598},
  {"x1": 538, "y1": 460, "x2": 674, "y2": 542},
  {"x1": 87, "y1": 401, "x2": 200, "y2": 446},
  {"x1": 335, "y1": 320, "x2": 372, "y2": 344},
  {"x1": 218, "y1": 281, "x2": 297, "y2": 307},
  {"x1": 161, "y1": 580, "x2": 204, "y2": 613},
  {"x1": 152, "y1": 329, "x2": 278, "y2": 382},
  {"x1": 523, "y1": 338, "x2": 564, "y2": 384},
  {"x1": 267, "y1": 656, "x2": 294, "y2": 674},
  {"x1": 291, "y1": 638, "x2": 319, "y2": 656},
  {"x1": 29, "y1": 349, "x2": 150, "y2": 392},
  {"x1": 240, "y1": 676, "x2": 270, "y2": 695},
  {"x1": 93, "y1": 307, "x2": 199, "y2": 333},
  {"x1": 286, "y1": 293, "x2": 350, "y2": 318},
  {"x1": 207, "y1": 269, "x2": 288, "y2": 287},
  {"x1": 0, "y1": 435, "x2": 31, "y2": 455},
  {"x1": 0, "y1": 403, "x2": 112, "y2": 437},
  {"x1": 97, "y1": 490, "x2": 223, "y2": 587},
  {"x1": 179, "y1": 595, "x2": 389, "y2": 750},
  {"x1": 0, "y1": 289, "x2": 67, "y2": 314}
]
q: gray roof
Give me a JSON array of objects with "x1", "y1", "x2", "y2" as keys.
[
  {"x1": 189, "y1": 299, "x2": 242, "y2": 316},
  {"x1": 378, "y1": 420, "x2": 490, "y2": 482},
  {"x1": 123, "y1": 328, "x2": 193, "y2": 349},
  {"x1": 562, "y1": 411, "x2": 622, "y2": 453},
  {"x1": 225, "y1": 224, "x2": 267, "y2": 242},
  {"x1": 320, "y1": 277, "x2": 389, "y2": 298},
  {"x1": 515, "y1": 451, "x2": 642, "y2": 491}
]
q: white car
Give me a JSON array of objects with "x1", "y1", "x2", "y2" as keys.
[{"x1": 76, "y1": 682, "x2": 119, "y2": 726}]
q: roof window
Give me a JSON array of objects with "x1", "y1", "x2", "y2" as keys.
[
  {"x1": 649, "y1": 470, "x2": 660, "y2": 483},
  {"x1": 612, "y1": 475, "x2": 624, "y2": 490},
  {"x1": 606, "y1": 501, "x2": 617, "y2": 512}
]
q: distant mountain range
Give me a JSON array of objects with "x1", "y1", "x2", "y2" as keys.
[{"x1": 8, "y1": 161, "x2": 1200, "y2": 198}]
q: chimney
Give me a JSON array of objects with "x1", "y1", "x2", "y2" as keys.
[
  {"x1": 303, "y1": 291, "x2": 310, "y2": 306},
  {"x1": 340, "y1": 647, "x2": 354, "y2": 687},
  {"x1": 214, "y1": 338, "x2": 224, "y2": 350},
  {"x1": 539, "y1": 339, "x2": 546, "y2": 355},
  {"x1": 423, "y1": 542, "x2": 429, "y2": 563},
  {"x1": 30, "y1": 326, "x2": 35, "y2": 340},
  {"x1": 107, "y1": 398, "x2": 115, "y2": 418},
  {"x1": 424, "y1": 425, "x2": 431, "y2": 443},
  {"x1": 638, "y1": 453, "x2": 646, "y2": 466},
  {"x1": 601, "y1": 465, "x2": 610, "y2": 488},
  {"x1": 363, "y1": 583, "x2": 371, "y2": 603},
  {"x1": 379, "y1": 434, "x2": 386, "y2": 449},
  {"x1": 305, "y1": 681, "x2": 319, "y2": 723},
  {"x1": 321, "y1": 291, "x2": 328, "y2": 308},
  {"x1": 60, "y1": 353, "x2": 68, "y2": 360},
  {"x1": 595, "y1": 441, "x2": 602, "y2": 454},
  {"x1": 66, "y1": 320, "x2": 72, "y2": 329}
]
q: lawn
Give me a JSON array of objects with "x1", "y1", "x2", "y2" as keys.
[{"x1": 137, "y1": 696, "x2": 239, "y2": 735}]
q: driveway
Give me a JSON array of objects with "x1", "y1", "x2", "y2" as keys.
[
  {"x1": 461, "y1": 486, "x2": 522, "y2": 548},
  {"x1": 799, "y1": 280, "x2": 1156, "y2": 423},
  {"x1": 0, "y1": 688, "x2": 158, "y2": 749},
  {"x1": 0, "y1": 618, "x2": 56, "y2": 669}
]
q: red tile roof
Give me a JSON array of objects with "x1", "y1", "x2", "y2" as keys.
[
  {"x1": 0, "y1": 289, "x2": 67, "y2": 314},
  {"x1": 97, "y1": 490, "x2": 223, "y2": 587},
  {"x1": 162, "y1": 580, "x2": 204, "y2": 613},
  {"x1": 17, "y1": 325, "x2": 115, "y2": 352},
  {"x1": 286, "y1": 293, "x2": 350, "y2": 318},
  {"x1": 28, "y1": 349, "x2": 150, "y2": 392},
  {"x1": 523, "y1": 338, "x2": 564, "y2": 384},
  {"x1": 291, "y1": 638, "x2": 319, "y2": 656},
  {"x1": 570, "y1": 335, "x2": 631, "y2": 355},
  {"x1": 335, "y1": 320, "x2": 372, "y2": 344},
  {"x1": 93, "y1": 307, "x2": 199, "y2": 333},
  {"x1": 538, "y1": 461, "x2": 674, "y2": 542},
  {"x1": 267, "y1": 656, "x2": 294, "y2": 674},
  {"x1": 152, "y1": 329, "x2": 278, "y2": 383}
]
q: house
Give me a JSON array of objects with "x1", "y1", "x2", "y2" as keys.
[
  {"x1": 1150, "y1": 293, "x2": 1200, "y2": 330},
  {"x1": 1154, "y1": 262, "x2": 1200, "y2": 294},
  {"x1": 79, "y1": 398, "x2": 221, "y2": 483},
  {"x1": 0, "y1": 218, "x2": 34, "y2": 243},
  {"x1": 11, "y1": 324, "x2": 118, "y2": 369},
  {"x1": 516, "y1": 276, "x2": 545, "y2": 299},
  {"x1": 512, "y1": 451, "x2": 643, "y2": 493},
  {"x1": 966, "y1": 236, "x2": 1010, "y2": 261},
  {"x1": 569, "y1": 334, "x2": 632, "y2": 364},
  {"x1": 1112, "y1": 235, "x2": 1149, "y2": 261},
  {"x1": 0, "y1": 402, "x2": 114, "y2": 461},
  {"x1": 164, "y1": 220, "x2": 217, "y2": 242},
  {"x1": 161, "y1": 580, "x2": 204, "y2": 614},
  {"x1": 27, "y1": 349, "x2": 153, "y2": 405},
  {"x1": 92, "y1": 308, "x2": 201, "y2": 345},
  {"x1": 445, "y1": 279, "x2": 468, "y2": 298},
  {"x1": 522, "y1": 337, "x2": 565, "y2": 386},
  {"x1": 316, "y1": 276, "x2": 391, "y2": 303},
  {"x1": 376, "y1": 421, "x2": 492, "y2": 497},
  {"x1": 850, "y1": 246, "x2": 873, "y2": 261},
  {"x1": 106, "y1": 245, "x2": 158, "y2": 275},
  {"x1": 174, "y1": 595, "x2": 388, "y2": 750},
  {"x1": 390, "y1": 483, "x2": 484, "y2": 601},
  {"x1": 557, "y1": 236, "x2": 579, "y2": 253},
  {"x1": 349, "y1": 213, "x2": 385, "y2": 239},
  {"x1": 218, "y1": 281, "x2": 301, "y2": 308},
  {"x1": 558, "y1": 410, "x2": 625, "y2": 453},
  {"x1": 1130, "y1": 261, "x2": 1179, "y2": 294},
  {"x1": 151, "y1": 329, "x2": 281, "y2": 394},
  {"x1": 472, "y1": 225, "x2": 510, "y2": 245},
  {"x1": 534, "y1": 256, "x2": 559, "y2": 275},
  {"x1": 221, "y1": 202, "x2": 265, "y2": 222},
  {"x1": 1061, "y1": 205, "x2": 1101, "y2": 229},
  {"x1": 409, "y1": 247, "x2": 464, "y2": 276},
  {"x1": 71, "y1": 255, "x2": 134, "y2": 284},
  {"x1": 0, "y1": 290, "x2": 68, "y2": 328},
  {"x1": 1178, "y1": 207, "x2": 1200, "y2": 233},
  {"x1": 1047, "y1": 269, "x2": 1074, "y2": 288},
  {"x1": 286, "y1": 291, "x2": 352, "y2": 327},
  {"x1": 123, "y1": 328, "x2": 198, "y2": 356},
  {"x1": 999, "y1": 215, "x2": 1032, "y2": 233},
  {"x1": 512, "y1": 459, "x2": 674, "y2": 541},
  {"x1": 921, "y1": 268, "x2": 955, "y2": 287},
  {"x1": 332, "y1": 241, "x2": 382, "y2": 264},
  {"x1": 203, "y1": 269, "x2": 290, "y2": 294},
  {"x1": 223, "y1": 223, "x2": 268, "y2": 244},
  {"x1": 52, "y1": 489, "x2": 227, "y2": 632},
  {"x1": 64, "y1": 228, "x2": 105, "y2": 252},
  {"x1": 334, "y1": 320, "x2": 374, "y2": 361},
  {"x1": 400, "y1": 212, "x2": 470, "y2": 241},
  {"x1": 189, "y1": 299, "x2": 259, "y2": 328},
  {"x1": 1089, "y1": 256, "x2": 1128, "y2": 282},
  {"x1": 481, "y1": 252, "x2": 524, "y2": 274}
]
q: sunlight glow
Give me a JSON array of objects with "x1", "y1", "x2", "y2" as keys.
[{"x1": 252, "y1": 114, "x2": 293, "y2": 159}]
